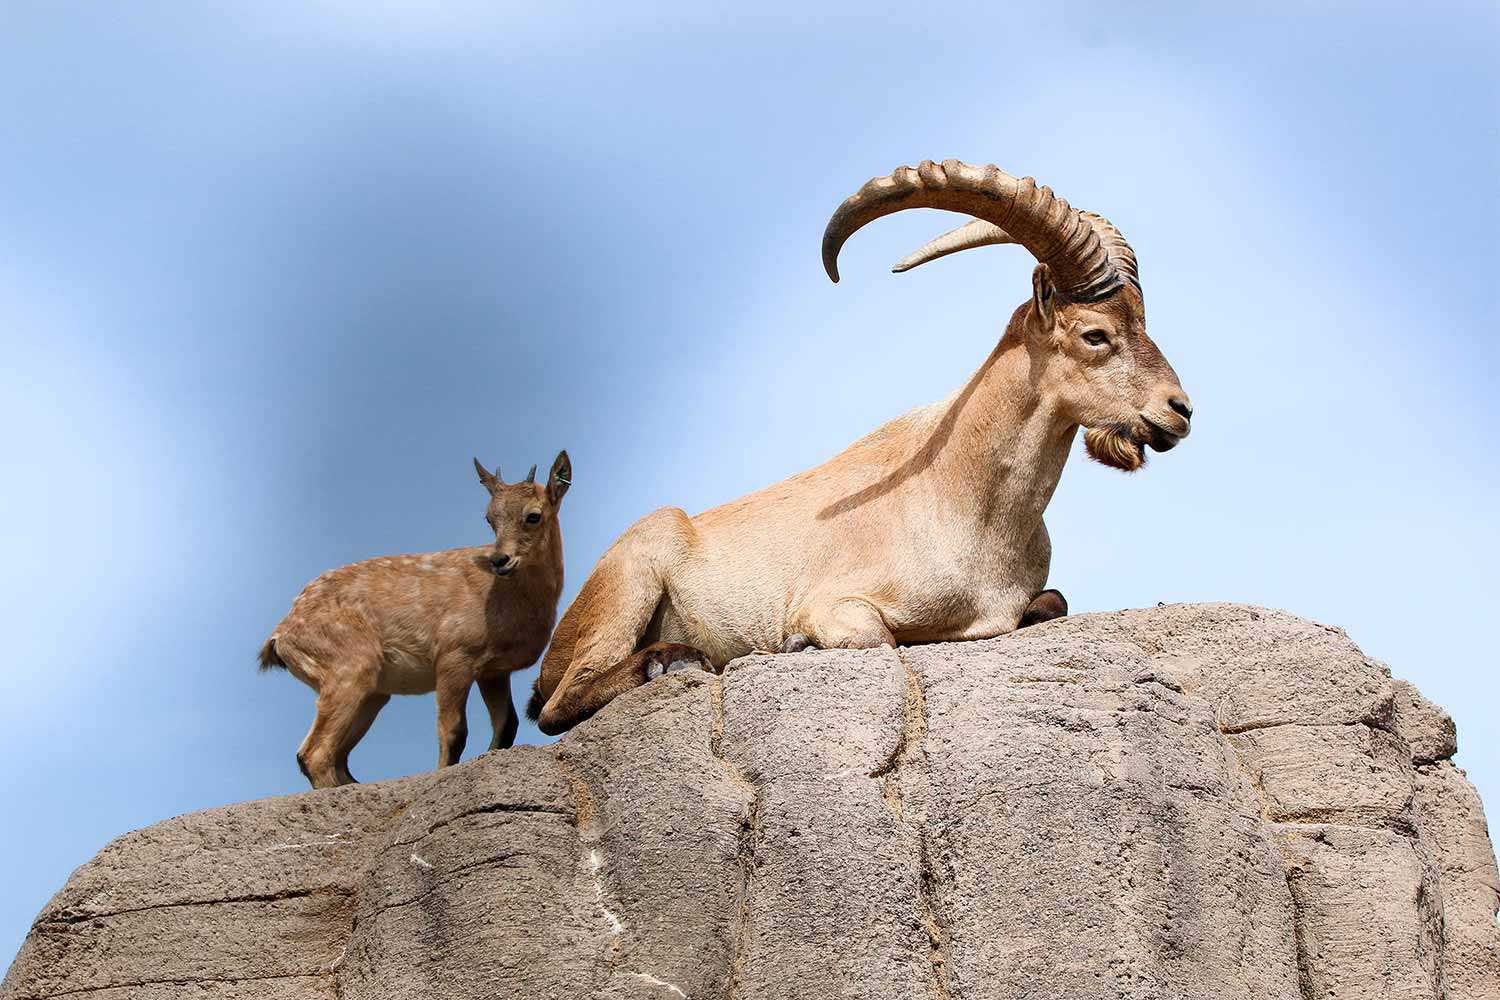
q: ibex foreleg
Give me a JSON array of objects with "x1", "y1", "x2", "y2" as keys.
[
  {"x1": 479, "y1": 674, "x2": 519, "y2": 752},
  {"x1": 534, "y1": 508, "x2": 699, "y2": 734},
  {"x1": 798, "y1": 597, "x2": 896, "y2": 651},
  {"x1": 434, "y1": 658, "x2": 473, "y2": 768},
  {"x1": 639, "y1": 642, "x2": 716, "y2": 678}
]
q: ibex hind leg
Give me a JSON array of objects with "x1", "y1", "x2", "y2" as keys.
[
  {"x1": 297, "y1": 670, "x2": 382, "y2": 789},
  {"x1": 335, "y1": 692, "x2": 390, "y2": 784},
  {"x1": 296, "y1": 695, "x2": 369, "y2": 788},
  {"x1": 1018, "y1": 589, "x2": 1068, "y2": 628}
]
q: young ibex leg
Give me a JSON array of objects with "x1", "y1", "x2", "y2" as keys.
[
  {"x1": 434, "y1": 663, "x2": 473, "y2": 769},
  {"x1": 800, "y1": 597, "x2": 896, "y2": 651},
  {"x1": 334, "y1": 692, "x2": 390, "y2": 785},
  {"x1": 297, "y1": 670, "x2": 380, "y2": 789},
  {"x1": 1018, "y1": 589, "x2": 1068, "y2": 628},
  {"x1": 478, "y1": 674, "x2": 519, "y2": 752}
]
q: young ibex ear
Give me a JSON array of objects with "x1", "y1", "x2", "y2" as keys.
[
  {"x1": 473, "y1": 458, "x2": 500, "y2": 494},
  {"x1": 547, "y1": 450, "x2": 572, "y2": 505},
  {"x1": 1031, "y1": 263, "x2": 1057, "y2": 331}
]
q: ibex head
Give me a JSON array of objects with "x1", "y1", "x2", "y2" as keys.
[
  {"x1": 823, "y1": 160, "x2": 1191, "y2": 471},
  {"x1": 472, "y1": 451, "x2": 571, "y2": 575}
]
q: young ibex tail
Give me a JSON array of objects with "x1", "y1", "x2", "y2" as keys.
[
  {"x1": 260, "y1": 452, "x2": 571, "y2": 789},
  {"x1": 257, "y1": 638, "x2": 285, "y2": 672},
  {"x1": 529, "y1": 160, "x2": 1192, "y2": 735}
]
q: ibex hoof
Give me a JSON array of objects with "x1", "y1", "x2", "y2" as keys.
[
  {"x1": 641, "y1": 642, "x2": 716, "y2": 680},
  {"x1": 1019, "y1": 589, "x2": 1069, "y2": 628},
  {"x1": 781, "y1": 633, "x2": 819, "y2": 654}
]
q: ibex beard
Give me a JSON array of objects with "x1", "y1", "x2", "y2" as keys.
[{"x1": 531, "y1": 159, "x2": 1192, "y2": 736}]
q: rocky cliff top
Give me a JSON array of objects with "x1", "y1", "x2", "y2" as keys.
[{"x1": 4, "y1": 603, "x2": 1497, "y2": 999}]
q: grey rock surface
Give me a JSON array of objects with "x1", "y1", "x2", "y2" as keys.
[{"x1": 5, "y1": 604, "x2": 1497, "y2": 999}]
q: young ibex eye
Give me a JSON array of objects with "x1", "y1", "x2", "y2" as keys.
[
  {"x1": 1082, "y1": 330, "x2": 1110, "y2": 347},
  {"x1": 525, "y1": 511, "x2": 542, "y2": 525}
]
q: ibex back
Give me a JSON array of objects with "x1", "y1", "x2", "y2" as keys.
[
  {"x1": 530, "y1": 160, "x2": 1192, "y2": 735},
  {"x1": 259, "y1": 452, "x2": 571, "y2": 788}
]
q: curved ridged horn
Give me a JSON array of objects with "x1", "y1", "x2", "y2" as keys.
[
  {"x1": 1079, "y1": 210, "x2": 1139, "y2": 293},
  {"x1": 525, "y1": 464, "x2": 537, "y2": 484},
  {"x1": 891, "y1": 219, "x2": 1014, "y2": 273},
  {"x1": 822, "y1": 160, "x2": 1125, "y2": 301}
]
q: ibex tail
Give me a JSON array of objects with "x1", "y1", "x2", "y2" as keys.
[{"x1": 257, "y1": 637, "x2": 286, "y2": 672}]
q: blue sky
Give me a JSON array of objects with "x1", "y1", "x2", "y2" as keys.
[{"x1": 2, "y1": 1, "x2": 1496, "y2": 962}]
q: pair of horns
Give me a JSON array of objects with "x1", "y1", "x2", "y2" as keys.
[
  {"x1": 474, "y1": 458, "x2": 536, "y2": 486},
  {"x1": 822, "y1": 159, "x2": 1138, "y2": 302}
]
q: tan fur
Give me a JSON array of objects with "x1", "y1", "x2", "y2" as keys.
[
  {"x1": 262, "y1": 453, "x2": 569, "y2": 788},
  {"x1": 535, "y1": 295, "x2": 1189, "y2": 733},
  {"x1": 532, "y1": 163, "x2": 1192, "y2": 735}
]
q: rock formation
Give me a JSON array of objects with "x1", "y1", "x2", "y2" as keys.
[{"x1": 4, "y1": 604, "x2": 1497, "y2": 998}]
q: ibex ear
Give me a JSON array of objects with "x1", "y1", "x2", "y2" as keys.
[
  {"x1": 1031, "y1": 263, "x2": 1057, "y2": 330},
  {"x1": 547, "y1": 450, "x2": 572, "y2": 505},
  {"x1": 473, "y1": 458, "x2": 500, "y2": 494}
]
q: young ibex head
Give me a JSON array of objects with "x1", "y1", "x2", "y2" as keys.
[
  {"x1": 823, "y1": 160, "x2": 1192, "y2": 471},
  {"x1": 472, "y1": 451, "x2": 571, "y2": 575}
]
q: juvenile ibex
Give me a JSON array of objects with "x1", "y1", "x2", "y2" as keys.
[
  {"x1": 529, "y1": 160, "x2": 1192, "y2": 735},
  {"x1": 259, "y1": 452, "x2": 571, "y2": 788}
]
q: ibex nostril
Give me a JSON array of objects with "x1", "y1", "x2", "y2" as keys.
[
  {"x1": 491, "y1": 554, "x2": 512, "y2": 569},
  {"x1": 1168, "y1": 396, "x2": 1193, "y2": 421}
]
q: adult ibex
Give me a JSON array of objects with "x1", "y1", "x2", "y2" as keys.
[
  {"x1": 259, "y1": 453, "x2": 571, "y2": 788},
  {"x1": 531, "y1": 159, "x2": 1192, "y2": 735}
]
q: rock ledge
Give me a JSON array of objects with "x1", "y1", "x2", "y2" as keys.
[{"x1": 4, "y1": 604, "x2": 1497, "y2": 998}]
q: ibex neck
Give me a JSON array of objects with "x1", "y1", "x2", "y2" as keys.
[
  {"x1": 937, "y1": 336, "x2": 1075, "y2": 525},
  {"x1": 484, "y1": 534, "x2": 564, "y2": 609}
]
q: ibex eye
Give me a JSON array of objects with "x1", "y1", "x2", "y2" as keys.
[
  {"x1": 1082, "y1": 330, "x2": 1110, "y2": 347},
  {"x1": 525, "y1": 512, "x2": 542, "y2": 525}
]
